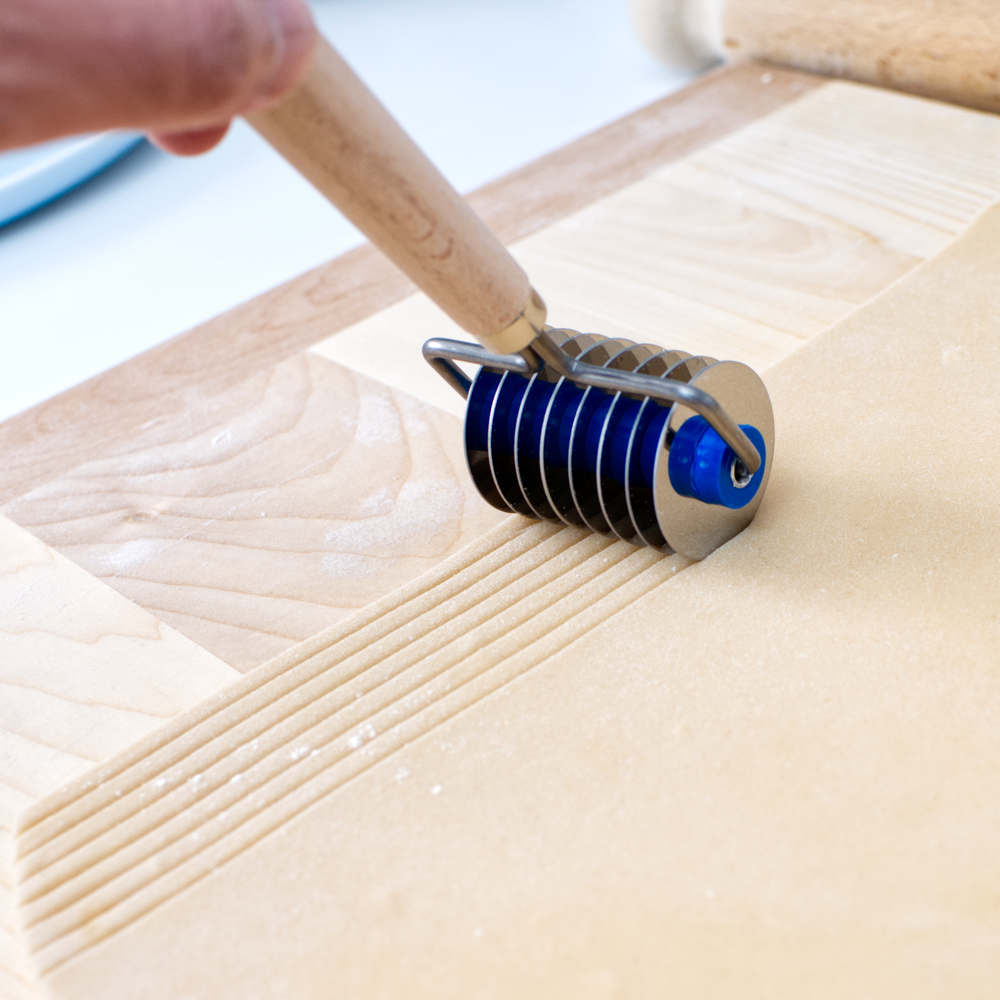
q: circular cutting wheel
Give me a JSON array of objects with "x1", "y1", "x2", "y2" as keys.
[
  {"x1": 592, "y1": 343, "x2": 664, "y2": 542},
  {"x1": 487, "y1": 369, "x2": 536, "y2": 515},
  {"x1": 651, "y1": 361, "x2": 774, "y2": 560},
  {"x1": 538, "y1": 335, "x2": 623, "y2": 527},
  {"x1": 465, "y1": 367, "x2": 510, "y2": 512},
  {"x1": 566, "y1": 339, "x2": 652, "y2": 534},
  {"x1": 511, "y1": 330, "x2": 593, "y2": 521},
  {"x1": 622, "y1": 354, "x2": 714, "y2": 549}
]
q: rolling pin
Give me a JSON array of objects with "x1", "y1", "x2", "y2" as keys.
[{"x1": 629, "y1": 0, "x2": 1000, "y2": 114}]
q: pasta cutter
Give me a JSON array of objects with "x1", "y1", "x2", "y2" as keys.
[{"x1": 249, "y1": 37, "x2": 773, "y2": 560}]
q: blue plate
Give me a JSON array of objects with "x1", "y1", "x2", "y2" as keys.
[{"x1": 0, "y1": 132, "x2": 143, "y2": 228}]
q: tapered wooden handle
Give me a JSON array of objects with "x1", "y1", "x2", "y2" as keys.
[{"x1": 248, "y1": 37, "x2": 543, "y2": 354}]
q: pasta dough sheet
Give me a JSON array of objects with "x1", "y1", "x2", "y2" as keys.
[{"x1": 23, "y1": 204, "x2": 1000, "y2": 998}]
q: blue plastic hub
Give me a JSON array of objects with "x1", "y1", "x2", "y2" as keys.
[{"x1": 667, "y1": 416, "x2": 766, "y2": 510}]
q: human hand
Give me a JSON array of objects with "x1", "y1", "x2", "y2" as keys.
[{"x1": 0, "y1": 0, "x2": 316, "y2": 155}]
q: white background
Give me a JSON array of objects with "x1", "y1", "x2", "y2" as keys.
[{"x1": 0, "y1": 0, "x2": 696, "y2": 421}]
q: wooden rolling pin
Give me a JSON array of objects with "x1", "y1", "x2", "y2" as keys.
[
  {"x1": 630, "y1": 0, "x2": 1000, "y2": 114},
  {"x1": 247, "y1": 38, "x2": 544, "y2": 357}
]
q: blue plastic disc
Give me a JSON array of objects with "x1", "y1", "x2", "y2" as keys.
[
  {"x1": 465, "y1": 368, "x2": 511, "y2": 513},
  {"x1": 513, "y1": 374, "x2": 559, "y2": 519},
  {"x1": 538, "y1": 376, "x2": 587, "y2": 525},
  {"x1": 487, "y1": 371, "x2": 535, "y2": 515},
  {"x1": 667, "y1": 417, "x2": 767, "y2": 509}
]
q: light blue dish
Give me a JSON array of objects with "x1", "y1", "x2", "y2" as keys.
[{"x1": 0, "y1": 132, "x2": 143, "y2": 228}]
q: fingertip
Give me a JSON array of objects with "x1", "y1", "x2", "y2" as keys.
[
  {"x1": 187, "y1": 0, "x2": 318, "y2": 118},
  {"x1": 150, "y1": 122, "x2": 231, "y2": 156},
  {"x1": 130, "y1": 0, "x2": 319, "y2": 134},
  {"x1": 256, "y1": 0, "x2": 318, "y2": 103}
]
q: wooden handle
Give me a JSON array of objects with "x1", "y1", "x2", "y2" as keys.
[
  {"x1": 632, "y1": 0, "x2": 1000, "y2": 115},
  {"x1": 248, "y1": 37, "x2": 542, "y2": 354}
]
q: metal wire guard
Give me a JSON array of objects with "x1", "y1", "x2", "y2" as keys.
[{"x1": 422, "y1": 330, "x2": 762, "y2": 473}]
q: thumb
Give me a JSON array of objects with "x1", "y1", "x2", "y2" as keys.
[{"x1": 0, "y1": 0, "x2": 316, "y2": 154}]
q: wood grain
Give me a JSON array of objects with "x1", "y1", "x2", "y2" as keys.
[
  {"x1": 318, "y1": 82, "x2": 1000, "y2": 414},
  {"x1": 4, "y1": 70, "x2": 1000, "y2": 995},
  {"x1": 0, "y1": 516, "x2": 237, "y2": 997},
  {"x1": 719, "y1": 0, "x2": 1000, "y2": 114},
  {"x1": 631, "y1": 1, "x2": 1000, "y2": 115},
  {"x1": 11, "y1": 80, "x2": 1000, "y2": 673},
  {"x1": 3, "y1": 355, "x2": 503, "y2": 671},
  {"x1": 249, "y1": 38, "x2": 537, "y2": 350},
  {"x1": 0, "y1": 63, "x2": 819, "y2": 506}
]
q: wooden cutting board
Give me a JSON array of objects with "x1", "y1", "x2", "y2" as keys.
[
  {"x1": 4, "y1": 63, "x2": 1000, "y2": 997},
  {"x1": 0, "y1": 64, "x2": 825, "y2": 672}
]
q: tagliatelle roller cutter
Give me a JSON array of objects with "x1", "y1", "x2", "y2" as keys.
[{"x1": 249, "y1": 36, "x2": 773, "y2": 559}]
